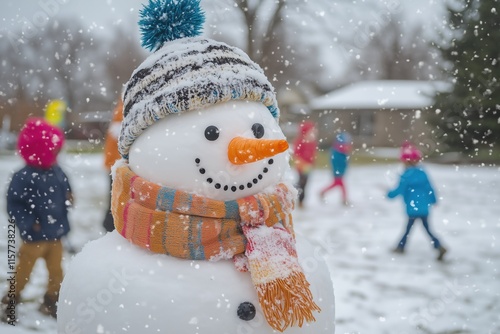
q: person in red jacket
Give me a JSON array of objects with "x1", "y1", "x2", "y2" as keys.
[{"x1": 292, "y1": 121, "x2": 318, "y2": 208}]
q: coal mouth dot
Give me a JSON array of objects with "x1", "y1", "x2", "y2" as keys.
[{"x1": 195, "y1": 157, "x2": 274, "y2": 193}]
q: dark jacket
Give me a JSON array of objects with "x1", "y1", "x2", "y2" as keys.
[
  {"x1": 387, "y1": 166, "x2": 437, "y2": 217},
  {"x1": 7, "y1": 164, "x2": 72, "y2": 241}
]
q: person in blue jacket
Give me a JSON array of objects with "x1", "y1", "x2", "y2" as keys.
[
  {"x1": 320, "y1": 132, "x2": 352, "y2": 206},
  {"x1": 387, "y1": 142, "x2": 447, "y2": 261},
  {"x1": 2, "y1": 118, "x2": 72, "y2": 322}
]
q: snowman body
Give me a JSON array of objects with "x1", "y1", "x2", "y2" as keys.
[
  {"x1": 58, "y1": 101, "x2": 335, "y2": 333},
  {"x1": 58, "y1": 231, "x2": 334, "y2": 333}
]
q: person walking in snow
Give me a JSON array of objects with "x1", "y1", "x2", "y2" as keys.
[
  {"x1": 102, "y1": 97, "x2": 123, "y2": 232},
  {"x1": 320, "y1": 132, "x2": 352, "y2": 206},
  {"x1": 387, "y1": 142, "x2": 447, "y2": 261},
  {"x1": 292, "y1": 121, "x2": 318, "y2": 208},
  {"x1": 1, "y1": 118, "x2": 72, "y2": 321}
]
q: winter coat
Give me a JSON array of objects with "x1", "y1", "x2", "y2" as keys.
[
  {"x1": 7, "y1": 164, "x2": 72, "y2": 241},
  {"x1": 331, "y1": 149, "x2": 348, "y2": 178},
  {"x1": 292, "y1": 124, "x2": 318, "y2": 174},
  {"x1": 104, "y1": 99, "x2": 123, "y2": 170},
  {"x1": 387, "y1": 166, "x2": 437, "y2": 217}
]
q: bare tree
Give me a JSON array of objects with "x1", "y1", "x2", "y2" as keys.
[
  {"x1": 0, "y1": 33, "x2": 32, "y2": 104},
  {"x1": 204, "y1": 0, "x2": 340, "y2": 88},
  {"x1": 103, "y1": 26, "x2": 146, "y2": 99},
  {"x1": 353, "y1": 16, "x2": 441, "y2": 81},
  {"x1": 42, "y1": 19, "x2": 104, "y2": 113},
  {"x1": 1, "y1": 26, "x2": 49, "y2": 129},
  {"x1": 0, "y1": 17, "x2": 145, "y2": 134}
]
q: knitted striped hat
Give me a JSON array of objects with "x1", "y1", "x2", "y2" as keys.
[{"x1": 119, "y1": 0, "x2": 279, "y2": 159}]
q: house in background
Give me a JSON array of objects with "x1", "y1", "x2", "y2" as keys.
[{"x1": 306, "y1": 80, "x2": 448, "y2": 148}]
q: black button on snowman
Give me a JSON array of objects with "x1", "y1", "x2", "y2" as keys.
[{"x1": 237, "y1": 302, "x2": 256, "y2": 321}]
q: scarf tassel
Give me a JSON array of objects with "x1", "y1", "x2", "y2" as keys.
[{"x1": 256, "y1": 271, "x2": 321, "y2": 332}]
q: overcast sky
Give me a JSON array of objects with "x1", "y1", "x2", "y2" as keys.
[
  {"x1": 1, "y1": 0, "x2": 145, "y2": 39},
  {"x1": 0, "y1": 0, "x2": 447, "y2": 36},
  {"x1": 0, "y1": 0, "x2": 448, "y2": 87}
]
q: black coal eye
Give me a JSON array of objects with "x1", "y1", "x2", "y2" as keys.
[
  {"x1": 251, "y1": 123, "x2": 264, "y2": 139},
  {"x1": 237, "y1": 302, "x2": 256, "y2": 321},
  {"x1": 205, "y1": 125, "x2": 220, "y2": 141}
]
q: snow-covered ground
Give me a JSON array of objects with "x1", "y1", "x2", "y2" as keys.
[{"x1": 0, "y1": 152, "x2": 499, "y2": 334}]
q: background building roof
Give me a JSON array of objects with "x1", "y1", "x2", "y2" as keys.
[{"x1": 309, "y1": 80, "x2": 450, "y2": 110}]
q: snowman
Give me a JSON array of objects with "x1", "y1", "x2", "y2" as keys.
[{"x1": 57, "y1": 0, "x2": 335, "y2": 333}]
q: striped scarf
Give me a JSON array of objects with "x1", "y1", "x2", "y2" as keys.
[{"x1": 111, "y1": 164, "x2": 320, "y2": 332}]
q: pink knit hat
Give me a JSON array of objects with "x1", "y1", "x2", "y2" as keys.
[
  {"x1": 400, "y1": 141, "x2": 422, "y2": 163},
  {"x1": 17, "y1": 117, "x2": 65, "y2": 169}
]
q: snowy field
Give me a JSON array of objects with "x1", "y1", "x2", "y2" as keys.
[{"x1": 0, "y1": 152, "x2": 499, "y2": 334}]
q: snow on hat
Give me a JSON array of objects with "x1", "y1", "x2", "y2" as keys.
[
  {"x1": 119, "y1": 0, "x2": 279, "y2": 159},
  {"x1": 400, "y1": 141, "x2": 422, "y2": 163},
  {"x1": 17, "y1": 117, "x2": 65, "y2": 169}
]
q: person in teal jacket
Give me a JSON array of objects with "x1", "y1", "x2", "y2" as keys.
[
  {"x1": 387, "y1": 142, "x2": 447, "y2": 261},
  {"x1": 320, "y1": 132, "x2": 352, "y2": 206}
]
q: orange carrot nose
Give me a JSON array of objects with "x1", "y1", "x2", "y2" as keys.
[{"x1": 228, "y1": 137, "x2": 289, "y2": 165}]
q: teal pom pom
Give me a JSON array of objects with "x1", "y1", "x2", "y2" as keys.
[{"x1": 139, "y1": 0, "x2": 205, "y2": 52}]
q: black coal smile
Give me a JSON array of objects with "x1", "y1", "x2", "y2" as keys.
[{"x1": 195, "y1": 158, "x2": 274, "y2": 192}]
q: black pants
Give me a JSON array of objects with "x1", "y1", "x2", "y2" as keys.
[
  {"x1": 297, "y1": 172, "x2": 309, "y2": 205},
  {"x1": 102, "y1": 174, "x2": 115, "y2": 232}
]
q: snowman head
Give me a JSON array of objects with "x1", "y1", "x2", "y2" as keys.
[
  {"x1": 119, "y1": 0, "x2": 289, "y2": 200},
  {"x1": 129, "y1": 100, "x2": 290, "y2": 200}
]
